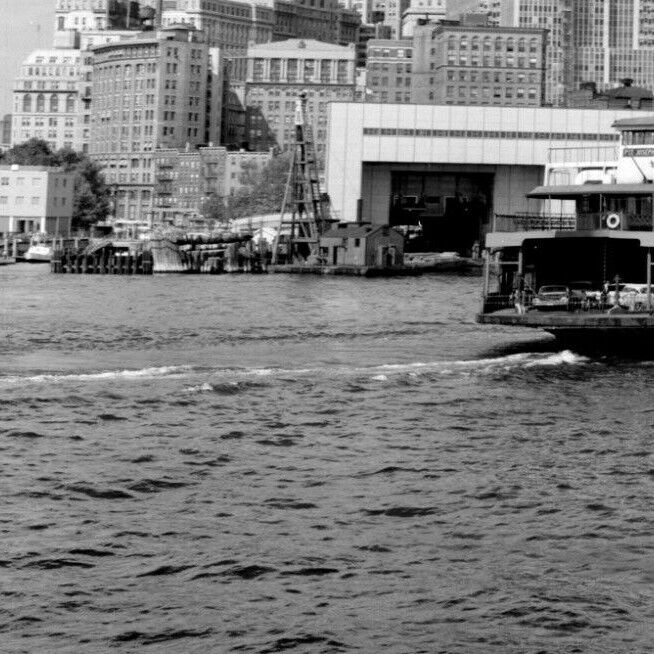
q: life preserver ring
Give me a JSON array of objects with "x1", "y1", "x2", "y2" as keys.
[{"x1": 606, "y1": 213, "x2": 621, "y2": 229}]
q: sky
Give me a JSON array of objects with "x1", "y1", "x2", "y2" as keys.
[{"x1": 0, "y1": 0, "x2": 54, "y2": 117}]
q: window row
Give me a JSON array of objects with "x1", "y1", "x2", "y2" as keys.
[
  {"x1": 362, "y1": 127, "x2": 619, "y2": 142},
  {"x1": 444, "y1": 85, "x2": 539, "y2": 100},
  {"x1": 445, "y1": 70, "x2": 540, "y2": 84},
  {"x1": 446, "y1": 36, "x2": 540, "y2": 53},
  {"x1": 21, "y1": 94, "x2": 76, "y2": 113},
  {"x1": 442, "y1": 55, "x2": 540, "y2": 68}
]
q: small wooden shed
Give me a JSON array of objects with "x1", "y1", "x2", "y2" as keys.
[{"x1": 319, "y1": 223, "x2": 404, "y2": 267}]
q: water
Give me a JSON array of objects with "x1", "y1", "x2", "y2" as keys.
[{"x1": 1, "y1": 264, "x2": 653, "y2": 653}]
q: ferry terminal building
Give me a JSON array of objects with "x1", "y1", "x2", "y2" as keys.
[{"x1": 325, "y1": 103, "x2": 637, "y2": 254}]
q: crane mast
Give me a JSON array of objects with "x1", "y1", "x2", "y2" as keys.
[{"x1": 272, "y1": 91, "x2": 330, "y2": 265}]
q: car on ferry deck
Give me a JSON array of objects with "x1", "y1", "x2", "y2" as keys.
[{"x1": 531, "y1": 285, "x2": 570, "y2": 311}]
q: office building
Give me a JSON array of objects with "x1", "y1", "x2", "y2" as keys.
[
  {"x1": 161, "y1": 0, "x2": 275, "y2": 81},
  {"x1": 244, "y1": 39, "x2": 356, "y2": 153},
  {"x1": 411, "y1": 19, "x2": 547, "y2": 106},
  {"x1": 11, "y1": 49, "x2": 84, "y2": 151},
  {"x1": 89, "y1": 25, "x2": 223, "y2": 220},
  {"x1": 356, "y1": 22, "x2": 393, "y2": 68},
  {"x1": 54, "y1": 0, "x2": 154, "y2": 37},
  {"x1": 273, "y1": 0, "x2": 361, "y2": 45},
  {"x1": 365, "y1": 39, "x2": 412, "y2": 103},
  {"x1": 370, "y1": 0, "x2": 410, "y2": 39},
  {"x1": 0, "y1": 165, "x2": 75, "y2": 235},
  {"x1": 401, "y1": 0, "x2": 446, "y2": 38}
]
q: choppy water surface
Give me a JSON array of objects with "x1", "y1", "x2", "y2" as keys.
[{"x1": 1, "y1": 264, "x2": 653, "y2": 653}]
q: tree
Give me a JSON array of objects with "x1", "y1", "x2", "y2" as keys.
[
  {"x1": 71, "y1": 159, "x2": 111, "y2": 230},
  {"x1": 201, "y1": 194, "x2": 230, "y2": 229},
  {"x1": 0, "y1": 139, "x2": 111, "y2": 230},
  {"x1": 229, "y1": 152, "x2": 292, "y2": 217},
  {"x1": 1, "y1": 138, "x2": 58, "y2": 167}
]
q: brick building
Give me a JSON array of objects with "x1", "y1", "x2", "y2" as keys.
[
  {"x1": 153, "y1": 145, "x2": 271, "y2": 225},
  {"x1": 89, "y1": 25, "x2": 223, "y2": 220},
  {"x1": 365, "y1": 39, "x2": 412, "y2": 103},
  {"x1": 411, "y1": 18, "x2": 547, "y2": 106},
  {"x1": 244, "y1": 39, "x2": 355, "y2": 154}
]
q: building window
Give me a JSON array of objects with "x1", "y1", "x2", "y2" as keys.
[
  {"x1": 22, "y1": 94, "x2": 32, "y2": 113},
  {"x1": 50, "y1": 94, "x2": 59, "y2": 113},
  {"x1": 36, "y1": 94, "x2": 45, "y2": 113}
]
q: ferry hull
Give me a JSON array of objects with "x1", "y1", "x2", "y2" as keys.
[{"x1": 477, "y1": 310, "x2": 654, "y2": 351}]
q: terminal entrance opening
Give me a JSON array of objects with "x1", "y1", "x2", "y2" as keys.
[{"x1": 389, "y1": 171, "x2": 493, "y2": 254}]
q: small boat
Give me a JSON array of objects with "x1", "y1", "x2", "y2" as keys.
[
  {"x1": 24, "y1": 236, "x2": 53, "y2": 263},
  {"x1": 0, "y1": 255, "x2": 16, "y2": 266}
]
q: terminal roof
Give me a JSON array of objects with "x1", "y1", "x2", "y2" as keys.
[{"x1": 612, "y1": 117, "x2": 654, "y2": 130}]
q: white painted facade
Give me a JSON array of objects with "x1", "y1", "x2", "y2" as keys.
[
  {"x1": 0, "y1": 166, "x2": 76, "y2": 235},
  {"x1": 325, "y1": 102, "x2": 637, "y2": 227}
]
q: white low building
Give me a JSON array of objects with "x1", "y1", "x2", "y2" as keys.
[{"x1": 0, "y1": 165, "x2": 76, "y2": 235}]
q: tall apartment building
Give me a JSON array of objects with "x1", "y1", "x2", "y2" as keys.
[
  {"x1": 370, "y1": 0, "x2": 410, "y2": 39},
  {"x1": 54, "y1": 0, "x2": 155, "y2": 36},
  {"x1": 365, "y1": 39, "x2": 412, "y2": 103},
  {"x1": 401, "y1": 0, "x2": 446, "y2": 38},
  {"x1": 11, "y1": 49, "x2": 83, "y2": 151},
  {"x1": 89, "y1": 25, "x2": 223, "y2": 220},
  {"x1": 273, "y1": 0, "x2": 361, "y2": 45},
  {"x1": 411, "y1": 18, "x2": 547, "y2": 106},
  {"x1": 341, "y1": 0, "x2": 374, "y2": 23},
  {"x1": 244, "y1": 39, "x2": 355, "y2": 153},
  {"x1": 356, "y1": 22, "x2": 393, "y2": 68},
  {"x1": 498, "y1": 0, "x2": 573, "y2": 106},
  {"x1": 161, "y1": 0, "x2": 275, "y2": 80}
]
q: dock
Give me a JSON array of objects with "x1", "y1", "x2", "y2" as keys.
[{"x1": 268, "y1": 264, "x2": 422, "y2": 276}]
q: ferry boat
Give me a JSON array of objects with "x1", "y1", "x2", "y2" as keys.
[
  {"x1": 477, "y1": 116, "x2": 654, "y2": 349},
  {"x1": 23, "y1": 235, "x2": 53, "y2": 263}
]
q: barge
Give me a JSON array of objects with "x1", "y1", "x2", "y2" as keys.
[{"x1": 477, "y1": 116, "x2": 654, "y2": 349}]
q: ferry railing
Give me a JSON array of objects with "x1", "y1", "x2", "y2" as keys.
[
  {"x1": 493, "y1": 213, "x2": 654, "y2": 232},
  {"x1": 482, "y1": 292, "x2": 654, "y2": 315},
  {"x1": 493, "y1": 213, "x2": 577, "y2": 232}
]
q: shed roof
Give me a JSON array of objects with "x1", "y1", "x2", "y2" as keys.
[{"x1": 321, "y1": 224, "x2": 379, "y2": 238}]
